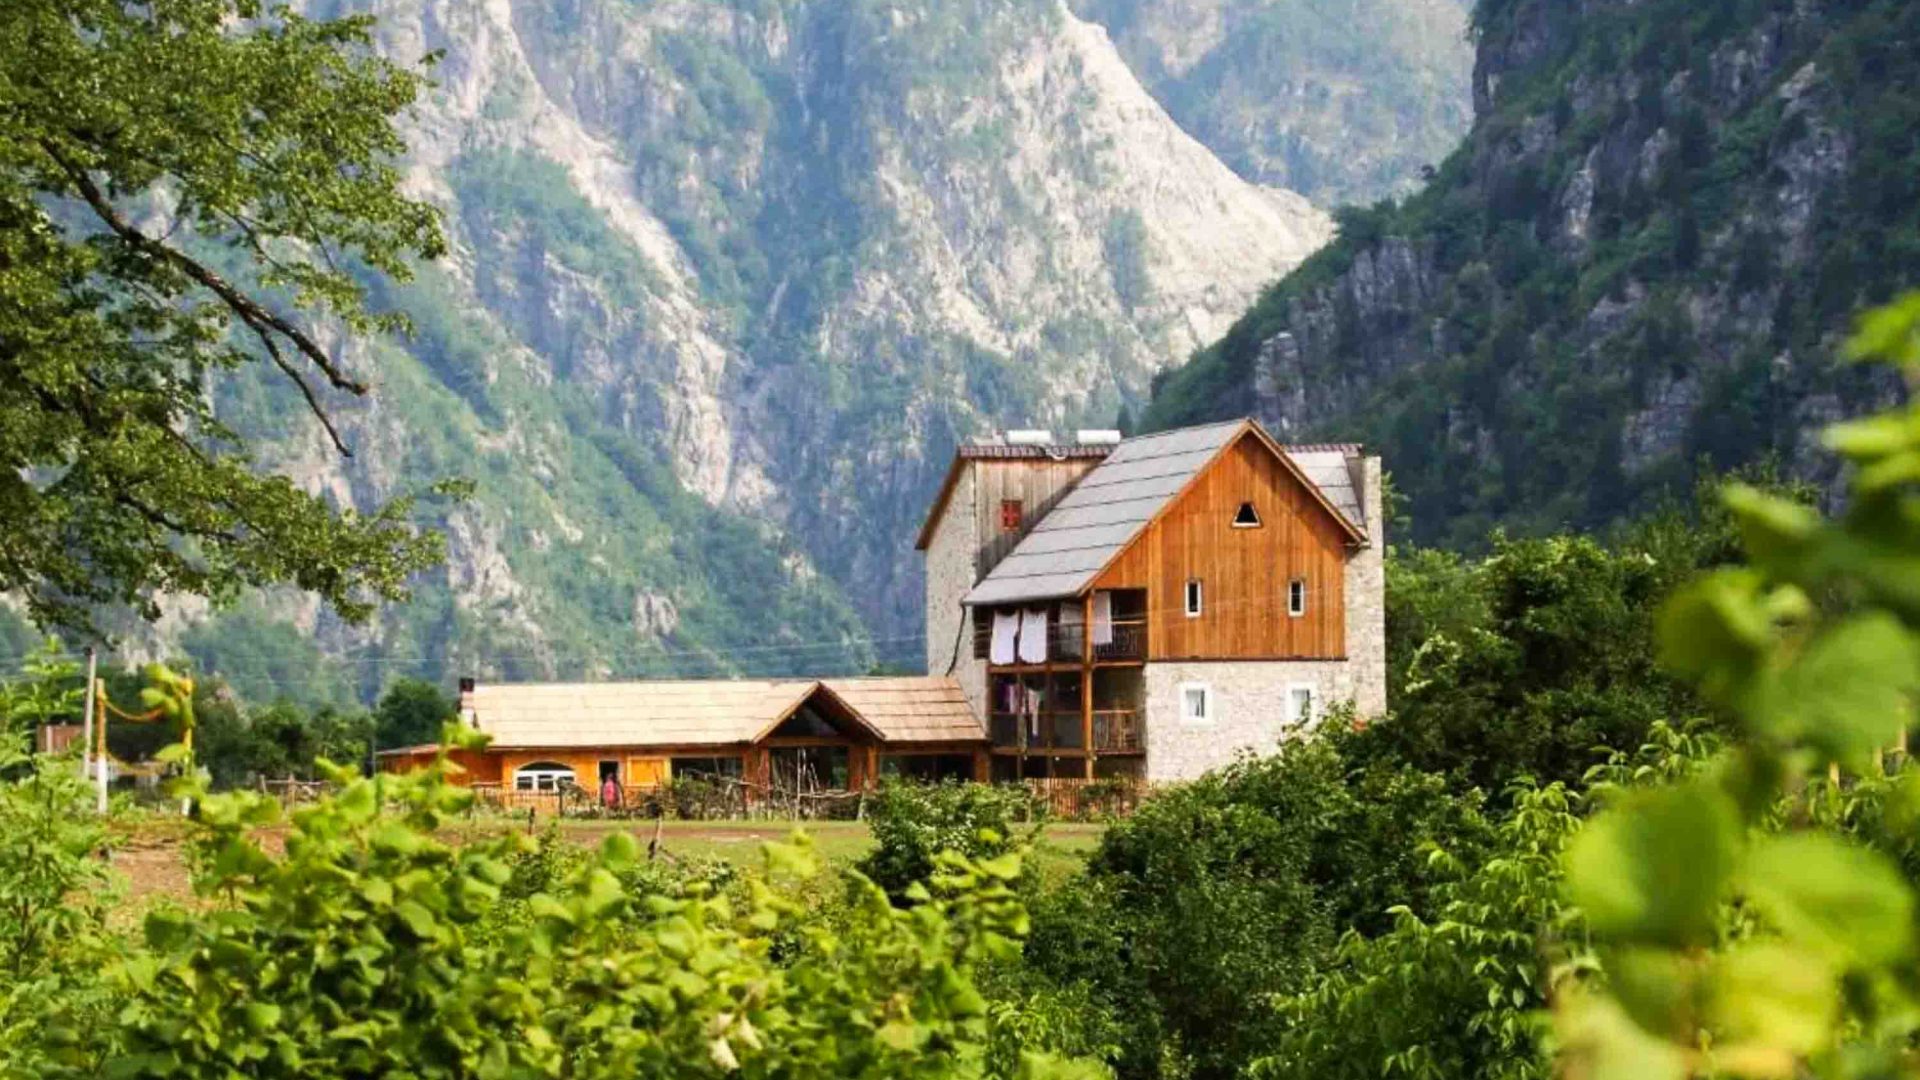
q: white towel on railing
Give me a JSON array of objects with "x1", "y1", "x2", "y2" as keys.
[
  {"x1": 1092, "y1": 591, "x2": 1114, "y2": 646},
  {"x1": 990, "y1": 611, "x2": 1019, "y2": 664},
  {"x1": 1018, "y1": 607, "x2": 1048, "y2": 663}
]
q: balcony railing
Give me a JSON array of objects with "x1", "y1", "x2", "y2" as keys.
[
  {"x1": 991, "y1": 711, "x2": 1090, "y2": 751},
  {"x1": 976, "y1": 616, "x2": 1147, "y2": 664},
  {"x1": 1094, "y1": 619, "x2": 1146, "y2": 662},
  {"x1": 1092, "y1": 709, "x2": 1144, "y2": 753}
]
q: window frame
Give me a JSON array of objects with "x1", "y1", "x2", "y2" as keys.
[
  {"x1": 1178, "y1": 681, "x2": 1214, "y2": 726},
  {"x1": 998, "y1": 498, "x2": 1024, "y2": 533},
  {"x1": 1285, "y1": 683, "x2": 1317, "y2": 726},
  {"x1": 513, "y1": 762, "x2": 577, "y2": 792},
  {"x1": 1287, "y1": 577, "x2": 1308, "y2": 618},
  {"x1": 1232, "y1": 501, "x2": 1262, "y2": 528},
  {"x1": 1184, "y1": 578, "x2": 1203, "y2": 618}
]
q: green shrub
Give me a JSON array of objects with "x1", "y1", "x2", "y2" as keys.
[
  {"x1": 860, "y1": 780, "x2": 1041, "y2": 898},
  {"x1": 45, "y1": 738, "x2": 1090, "y2": 1078},
  {"x1": 1030, "y1": 740, "x2": 1492, "y2": 1080},
  {"x1": 0, "y1": 739, "x2": 119, "y2": 1076}
]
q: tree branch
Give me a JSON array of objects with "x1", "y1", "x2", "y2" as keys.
[
  {"x1": 38, "y1": 139, "x2": 373, "y2": 419},
  {"x1": 250, "y1": 324, "x2": 353, "y2": 456}
]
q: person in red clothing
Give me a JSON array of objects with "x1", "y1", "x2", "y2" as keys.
[{"x1": 600, "y1": 773, "x2": 620, "y2": 809}]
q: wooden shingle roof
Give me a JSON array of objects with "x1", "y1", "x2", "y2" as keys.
[
  {"x1": 466, "y1": 676, "x2": 982, "y2": 749},
  {"x1": 821, "y1": 676, "x2": 987, "y2": 743}
]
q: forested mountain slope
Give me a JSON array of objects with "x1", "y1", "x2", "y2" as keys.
[
  {"x1": 127, "y1": 0, "x2": 1403, "y2": 698},
  {"x1": 1144, "y1": 0, "x2": 1920, "y2": 549},
  {"x1": 1071, "y1": 0, "x2": 1474, "y2": 204}
]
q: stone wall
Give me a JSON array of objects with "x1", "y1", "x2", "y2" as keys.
[
  {"x1": 1142, "y1": 659, "x2": 1354, "y2": 781},
  {"x1": 1345, "y1": 455, "x2": 1387, "y2": 717},
  {"x1": 922, "y1": 467, "x2": 988, "y2": 722}
]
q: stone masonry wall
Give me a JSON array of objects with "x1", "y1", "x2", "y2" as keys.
[
  {"x1": 923, "y1": 467, "x2": 988, "y2": 722},
  {"x1": 1346, "y1": 455, "x2": 1387, "y2": 717},
  {"x1": 1142, "y1": 659, "x2": 1355, "y2": 781}
]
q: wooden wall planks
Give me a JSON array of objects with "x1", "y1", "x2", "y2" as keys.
[
  {"x1": 971, "y1": 459, "x2": 1103, "y2": 576},
  {"x1": 1093, "y1": 435, "x2": 1351, "y2": 660}
]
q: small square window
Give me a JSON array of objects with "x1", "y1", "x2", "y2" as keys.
[
  {"x1": 1185, "y1": 578, "x2": 1203, "y2": 617},
  {"x1": 1180, "y1": 682, "x2": 1212, "y2": 725},
  {"x1": 999, "y1": 499, "x2": 1024, "y2": 533},
  {"x1": 1287, "y1": 685, "x2": 1316, "y2": 725},
  {"x1": 1233, "y1": 501, "x2": 1261, "y2": 528},
  {"x1": 1288, "y1": 578, "x2": 1307, "y2": 617}
]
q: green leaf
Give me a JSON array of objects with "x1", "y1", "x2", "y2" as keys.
[
  {"x1": 599, "y1": 831, "x2": 640, "y2": 867},
  {"x1": 1705, "y1": 943, "x2": 1835, "y2": 1059},
  {"x1": 392, "y1": 900, "x2": 438, "y2": 940},
  {"x1": 1722, "y1": 485, "x2": 1825, "y2": 575},
  {"x1": 1766, "y1": 613, "x2": 1918, "y2": 769},
  {"x1": 1743, "y1": 833, "x2": 1915, "y2": 967},
  {"x1": 1657, "y1": 570, "x2": 1776, "y2": 704},
  {"x1": 1566, "y1": 782, "x2": 1739, "y2": 948}
]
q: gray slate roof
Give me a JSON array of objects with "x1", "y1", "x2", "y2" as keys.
[
  {"x1": 962, "y1": 421, "x2": 1366, "y2": 607},
  {"x1": 1288, "y1": 449, "x2": 1365, "y2": 528}
]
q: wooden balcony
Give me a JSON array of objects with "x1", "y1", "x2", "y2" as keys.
[
  {"x1": 973, "y1": 614, "x2": 1147, "y2": 665},
  {"x1": 989, "y1": 711, "x2": 1086, "y2": 752},
  {"x1": 1093, "y1": 619, "x2": 1146, "y2": 662},
  {"x1": 1092, "y1": 709, "x2": 1144, "y2": 753}
]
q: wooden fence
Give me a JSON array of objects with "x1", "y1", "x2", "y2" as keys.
[
  {"x1": 1021, "y1": 778, "x2": 1155, "y2": 820},
  {"x1": 353, "y1": 776, "x2": 1159, "y2": 823}
]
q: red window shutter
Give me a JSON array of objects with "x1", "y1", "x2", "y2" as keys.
[{"x1": 1000, "y1": 499, "x2": 1024, "y2": 532}]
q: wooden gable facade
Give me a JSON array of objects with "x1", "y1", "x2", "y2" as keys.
[{"x1": 1092, "y1": 427, "x2": 1357, "y2": 661}]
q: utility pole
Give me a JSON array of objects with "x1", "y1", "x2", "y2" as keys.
[
  {"x1": 96, "y1": 678, "x2": 109, "y2": 815},
  {"x1": 80, "y1": 646, "x2": 96, "y2": 789}
]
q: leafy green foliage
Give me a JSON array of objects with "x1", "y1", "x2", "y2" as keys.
[
  {"x1": 373, "y1": 677, "x2": 458, "y2": 750},
  {"x1": 1024, "y1": 742, "x2": 1493, "y2": 1080},
  {"x1": 860, "y1": 780, "x2": 1039, "y2": 898},
  {"x1": 0, "y1": 639, "x2": 83, "y2": 738},
  {"x1": 30, "y1": 743, "x2": 1094, "y2": 1078},
  {"x1": 1254, "y1": 723, "x2": 1719, "y2": 1080},
  {"x1": 1558, "y1": 292, "x2": 1920, "y2": 1078},
  {"x1": 0, "y1": 739, "x2": 118, "y2": 1077},
  {"x1": 1349, "y1": 504, "x2": 1742, "y2": 792},
  {"x1": 0, "y1": 0, "x2": 452, "y2": 628}
]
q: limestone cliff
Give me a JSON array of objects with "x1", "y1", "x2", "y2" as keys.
[
  {"x1": 179, "y1": 0, "x2": 1367, "y2": 694},
  {"x1": 1146, "y1": 0, "x2": 1920, "y2": 549}
]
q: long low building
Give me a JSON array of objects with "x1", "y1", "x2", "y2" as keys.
[{"x1": 377, "y1": 675, "x2": 988, "y2": 797}]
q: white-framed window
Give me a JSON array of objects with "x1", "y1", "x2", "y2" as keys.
[
  {"x1": 513, "y1": 762, "x2": 577, "y2": 792},
  {"x1": 1233, "y1": 501, "x2": 1262, "y2": 528},
  {"x1": 1185, "y1": 578, "x2": 1204, "y2": 618},
  {"x1": 1179, "y1": 681, "x2": 1213, "y2": 725},
  {"x1": 1286, "y1": 684, "x2": 1317, "y2": 726},
  {"x1": 1287, "y1": 577, "x2": 1307, "y2": 617}
]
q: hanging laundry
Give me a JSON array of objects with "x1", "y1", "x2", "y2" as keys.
[
  {"x1": 1092, "y1": 591, "x2": 1114, "y2": 646},
  {"x1": 1018, "y1": 607, "x2": 1049, "y2": 663},
  {"x1": 990, "y1": 610, "x2": 1019, "y2": 664},
  {"x1": 1058, "y1": 603, "x2": 1084, "y2": 656}
]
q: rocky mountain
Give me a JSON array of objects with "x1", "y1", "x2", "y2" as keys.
[
  {"x1": 1070, "y1": 0, "x2": 1475, "y2": 204},
  {"x1": 119, "y1": 0, "x2": 1457, "y2": 701},
  {"x1": 1144, "y1": 0, "x2": 1920, "y2": 551}
]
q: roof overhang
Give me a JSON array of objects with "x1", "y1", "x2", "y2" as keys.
[
  {"x1": 1240, "y1": 422, "x2": 1370, "y2": 547},
  {"x1": 959, "y1": 420, "x2": 1368, "y2": 607},
  {"x1": 746, "y1": 681, "x2": 889, "y2": 744}
]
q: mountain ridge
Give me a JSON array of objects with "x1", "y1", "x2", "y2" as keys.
[{"x1": 1144, "y1": 0, "x2": 1920, "y2": 548}]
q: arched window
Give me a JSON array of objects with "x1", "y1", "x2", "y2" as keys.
[{"x1": 513, "y1": 761, "x2": 576, "y2": 792}]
